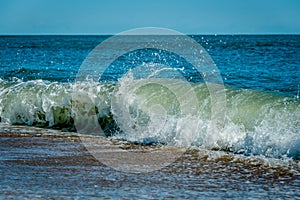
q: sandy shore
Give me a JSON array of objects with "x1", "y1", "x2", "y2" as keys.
[{"x1": 0, "y1": 125, "x2": 299, "y2": 199}]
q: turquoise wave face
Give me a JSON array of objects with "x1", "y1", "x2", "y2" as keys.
[{"x1": 0, "y1": 78, "x2": 299, "y2": 159}]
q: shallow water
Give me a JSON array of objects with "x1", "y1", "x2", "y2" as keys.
[{"x1": 0, "y1": 125, "x2": 300, "y2": 199}]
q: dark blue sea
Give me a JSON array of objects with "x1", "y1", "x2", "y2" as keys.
[{"x1": 0, "y1": 35, "x2": 299, "y2": 199}]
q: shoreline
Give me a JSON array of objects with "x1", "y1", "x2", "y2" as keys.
[{"x1": 1, "y1": 125, "x2": 300, "y2": 199}]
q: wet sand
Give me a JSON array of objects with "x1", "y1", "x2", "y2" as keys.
[{"x1": 0, "y1": 125, "x2": 299, "y2": 199}]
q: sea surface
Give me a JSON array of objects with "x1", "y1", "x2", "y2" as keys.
[{"x1": 0, "y1": 35, "x2": 299, "y2": 199}]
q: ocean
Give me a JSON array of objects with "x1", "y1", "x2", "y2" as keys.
[{"x1": 0, "y1": 34, "x2": 299, "y2": 199}]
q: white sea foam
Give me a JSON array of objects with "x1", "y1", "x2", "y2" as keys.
[{"x1": 0, "y1": 77, "x2": 299, "y2": 159}]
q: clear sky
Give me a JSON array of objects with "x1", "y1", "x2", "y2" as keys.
[{"x1": 0, "y1": 0, "x2": 299, "y2": 34}]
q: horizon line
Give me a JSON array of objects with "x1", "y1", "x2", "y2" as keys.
[{"x1": 1, "y1": 33, "x2": 300, "y2": 36}]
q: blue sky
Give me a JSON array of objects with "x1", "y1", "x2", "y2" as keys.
[{"x1": 0, "y1": 0, "x2": 299, "y2": 34}]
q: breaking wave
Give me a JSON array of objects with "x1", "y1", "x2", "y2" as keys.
[{"x1": 0, "y1": 77, "x2": 299, "y2": 159}]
